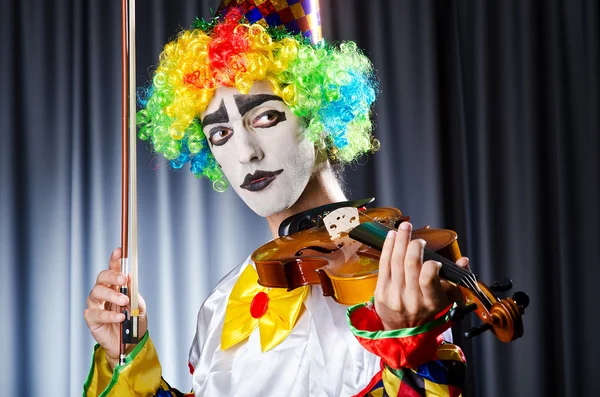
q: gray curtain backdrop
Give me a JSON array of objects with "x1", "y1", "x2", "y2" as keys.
[{"x1": 1, "y1": 0, "x2": 598, "y2": 396}]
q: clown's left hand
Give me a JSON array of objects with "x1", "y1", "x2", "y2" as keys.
[{"x1": 374, "y1": 222, "x2": 470, "y2": 331}]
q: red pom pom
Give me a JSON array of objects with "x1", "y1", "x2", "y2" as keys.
[{"x1": 250, "y1": 291, "x2": 269, "y2": 319}]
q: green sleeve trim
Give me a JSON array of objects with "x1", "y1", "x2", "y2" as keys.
[
  {"x1": 82, "y1": 343, "x2": 103, "y2": 396},
  {"x1": 347, "y1": 299, "x2": 456, "y2": 339},
  {"x1": 82, "y1": 331, "x2": 150, "y2": 397}
]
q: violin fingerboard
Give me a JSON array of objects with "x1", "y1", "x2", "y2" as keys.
[{"x1": 348, "y1": 222, "x2": 391, "y2": 251}]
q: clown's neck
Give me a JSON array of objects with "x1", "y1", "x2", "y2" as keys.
[{"x1": 266, "y1": 165, "x2": 346, "y2": 238}]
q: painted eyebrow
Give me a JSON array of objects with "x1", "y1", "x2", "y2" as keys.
[
  {"x1": 201, "y1": 100, "x2": 229, "y2": 128},
  {"x1": 234, "y1": 94, "x2": 283, "y2": 117}
]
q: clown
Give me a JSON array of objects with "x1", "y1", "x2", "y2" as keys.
[{"x1": 84, "y1": 1, "x2": 469, "y2": 396}]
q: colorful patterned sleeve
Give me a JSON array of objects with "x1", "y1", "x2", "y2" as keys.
[
  {"x1": 82, "y1": 332, "x2": 193, "y2": 397},
  {"x1": 347, "y1": 300, "x2": 467, "y2": 397}
]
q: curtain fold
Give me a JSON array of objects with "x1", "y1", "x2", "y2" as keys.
[{"x1": 1, "y1": 1, "x2": 597, "y2": 396}]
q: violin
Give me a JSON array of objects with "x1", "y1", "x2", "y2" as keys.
[{"x1": 252, "y1": 200, "x2": 529, "y2": 342}]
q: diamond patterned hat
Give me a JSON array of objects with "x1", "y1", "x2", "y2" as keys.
[{"x1": 217, "y1": 0, "x2": 322, "y2": 43}]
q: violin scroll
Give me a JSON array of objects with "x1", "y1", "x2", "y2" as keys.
[{"x1": 458, "y1": 281, "x2": 529, "y2": 342}]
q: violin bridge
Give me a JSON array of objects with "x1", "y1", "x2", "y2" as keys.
[{"x1": 323, "y1": 207, "x2": 360, "y2": 240}]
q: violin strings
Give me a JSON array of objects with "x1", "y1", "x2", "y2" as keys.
[
  {"x1": 426, "y1": 248, "x2": 492, "y2": 307},
  {"x1": 425, "y1": 249, "x2": 493, "y2": 307}
]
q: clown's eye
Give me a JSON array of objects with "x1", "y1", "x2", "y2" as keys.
[
  {"x1": 209, "y1": 128, "x2": 233, "y2": 146},
  {"x1": 253, "y1": 110, "x2": 286, "y2": 128}
]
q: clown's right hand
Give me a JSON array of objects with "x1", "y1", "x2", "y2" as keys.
[{"x1": 84, "y1": 247, "x2": 148, "y2": 369}]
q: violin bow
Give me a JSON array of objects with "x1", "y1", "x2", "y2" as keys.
[{"x1": 119, "y1": 0, "x2": 140, "y2": 365}]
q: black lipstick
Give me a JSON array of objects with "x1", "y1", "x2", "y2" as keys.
[{"x1": 240, "y1": 169, "x2": 284, "y2": 192}]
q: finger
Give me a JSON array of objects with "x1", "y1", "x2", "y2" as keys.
[
  {"x1": 88, "y1": 284, "x2": 129, "y2": 308},
  {"x1": 109, "y1": 248, "x2": 122, "y2": 271},
  {"x1": 455, "y1": 256, "x2": 470, "y2": 271},
  {"x1": 403, "y1": 238, "x2": 425, "y2": 302},
  {"x1": 96, "y1": 269, "x2": 127, "y2": 287},
  {"x1": 377, "y1": 230, "x2": 396, "y2": 284},
  {"x1": 420, "y1": 260, "x2": 449, "y2": 310},
  {"x1": 84, "y1": 308, "x2": 126, "y2": 326},
  {"x1": 390, "y1": 222, "x2": 412, "y2": 288},
  {"x1": 440, "y1": 280, "x2": 463, "y2": 304}
]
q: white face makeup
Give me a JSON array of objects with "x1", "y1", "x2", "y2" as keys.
[{"x1": 200, "y1": 81, "x2": 315, "y2": 217}]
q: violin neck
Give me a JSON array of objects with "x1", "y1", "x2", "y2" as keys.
[
  {"x1": 348, "y1": 222, "x2": 466, "y2": 285},
  {"x1": 422, "y1": 248, "x2": 465, "y2": 285}
]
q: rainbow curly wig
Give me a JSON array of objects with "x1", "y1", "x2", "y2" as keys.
[{"x1": 137, "y1": 9, "x2": 378, "y2": 191}]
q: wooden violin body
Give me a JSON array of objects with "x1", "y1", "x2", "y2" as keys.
[
  {"x1": 255, "y1": 207, "x2": 419, "y2": 304},
  {"x1": 252, "y1": 206, "x2": 529, "y2": 342}
]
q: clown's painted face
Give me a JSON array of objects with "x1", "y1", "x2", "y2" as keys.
[{"x1": 200, "y1": 81, "x2": 316, "y2": 217}]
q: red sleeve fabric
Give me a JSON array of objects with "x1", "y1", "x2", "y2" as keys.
[{"x1": 347, "y1": 299, "x2": 466, "y2": 397}]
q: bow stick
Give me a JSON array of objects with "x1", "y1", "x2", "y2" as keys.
[{"x1": 119, "y1": 0, "x2": 140, "y2": 366}]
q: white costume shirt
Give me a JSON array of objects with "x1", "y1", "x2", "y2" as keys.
[{"x1": 187, "y1": 258, "x2": 381, "y2": 397}]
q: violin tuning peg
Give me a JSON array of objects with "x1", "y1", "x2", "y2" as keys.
[
  {"x1": 464, "y1": 323, "x2": 493, "y2": 339},
  {"x1": 449, "y1": 303, "x2": 478, "y2": 322},
  {"x1": 512, "y1": 291, "x2": 530, "y2": 312},
  {"x1": 490, "y1": 278, "x2": 513, "y2": 292}
]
